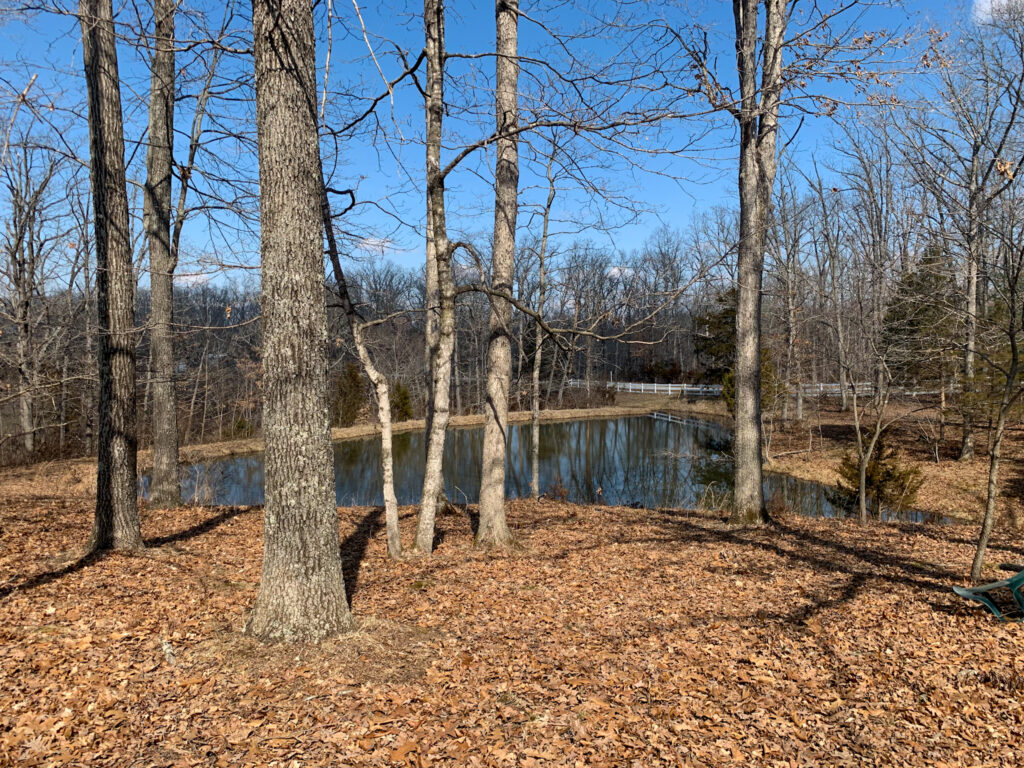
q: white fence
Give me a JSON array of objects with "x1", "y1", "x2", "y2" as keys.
[{"x1": 567, "y1": 379, "x2": 880, "y2": 398}]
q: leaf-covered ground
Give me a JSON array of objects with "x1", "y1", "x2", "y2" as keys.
[{"x1": 2, "y1": 493, "x2": 1023, "y2": 767}]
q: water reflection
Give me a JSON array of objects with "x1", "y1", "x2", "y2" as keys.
[{"x1": 140, "y1": 415, "x2": 937, "y2": 521}]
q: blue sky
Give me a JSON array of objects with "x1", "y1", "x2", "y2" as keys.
[{"x1": 0, "y1": 0, "x2": 980, "y2": 281}]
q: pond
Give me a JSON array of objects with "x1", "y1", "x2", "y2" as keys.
[{"x1": 142, "y1": 414, "x2": 942, "y2": 522}]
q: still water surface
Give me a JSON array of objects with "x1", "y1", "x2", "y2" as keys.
[{"x1": 145, "y1": 414, "x2": 890, "y2": 518}]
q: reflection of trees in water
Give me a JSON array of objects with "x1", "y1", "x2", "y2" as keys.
[
  {"x1": 180, "y1": 456, "x2": 265, "y2": 505},
  {"x1": 165, "y1": 416, "x2": 860, "y2": 519}
]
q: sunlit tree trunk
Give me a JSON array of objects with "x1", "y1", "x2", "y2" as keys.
[
  {"x1": 477, "y1": 0, "x2": 519, "y2": 547},
  {"x1": 246, "y1": 0, "x2": 352, "y2": 642},
  {"x1": 729, "y1": 0, "x2": 785, "y2": 525},
  {"x1": 322, "y1": 182, "x2": 402, "y2": 559},
  {"x1": 531, "y1": 150, "x2": 556, "y2": 500},
  {"x1": 415, "y1": 0, "x2": 456, "y2": 553}
]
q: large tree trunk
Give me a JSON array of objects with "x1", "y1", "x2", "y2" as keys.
[
  {"x1": 246, "y1": 0, "x2": 352, "y2": 642},
  {"x1": 477, "y1": 0, "x2": 519, "y2": 547},
  {"x1": 415, "y1": 0, "x2": 455, "y2": 554},
  {"x1": 80, "y1": 0, "x2": 143, "y2": 551},
  {"x1": 145, "y1": 0, "x2": 180, "y2": 508},
  {"x1": 729, "y1": 0, "x2": 785, "y2": 525}
]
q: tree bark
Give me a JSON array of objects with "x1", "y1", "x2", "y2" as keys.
[
  {"x1": 960, "y1": 170, "x2": 980, "y2": 461},
  {"x1": 415, "y1": 0, "x2": 456, "y2": 554},
  {"x1": 145, "y1": 0, "x2": 180, "y2": 508},
  {"x1": 729, "y1": 0, "x2": 785, "y2": 525},
  {"x1": 80, "y1": 0, "x2": 143, "y2": 551},
  {"x1": 477, "y1": 0, "x2": 519, "y2": 547},
  {"x1": 246, "y1": 0, "x2": 352, "y2": 642}
]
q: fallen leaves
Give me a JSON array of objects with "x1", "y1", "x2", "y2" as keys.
[{"x1": 1, "y1": 495, "x2": 1023, "y2": 766}]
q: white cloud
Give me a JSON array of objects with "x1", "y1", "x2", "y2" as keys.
[
  {"x1": 974, "y1": 0, "x2": 1024, "y2": 21},
  {"x1": 606, "y1": 266, "x2": 635, "y2": 280},
  {"x1": 354, "y1": 236, "x2": 393, "y2": 257},
  {"x1": 174, "y1": 272, "x2": 212, "y2": 287}
]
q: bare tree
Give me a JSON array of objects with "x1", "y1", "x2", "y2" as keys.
[
  {"x1": 727, "y1": 0, "x2": 786, "y2": 524},
  {"x1": 414, "y1": 0, "x2": 457, "y2": 554},
  {"x1": 144, "y1": 0, "x2": 179, "y2": 508},
  {"x1": 900, "y1": 11, "x2": 1024, "y2": 461},
  {"x1": 80, "y1": 0, "x2": 143, "y2": 550},
  {"x1": 970, "y1": 186, "x2": 1024, "y2": 580},
  {"x1": 245, "y1": 0, "x2": 353, "y2": 642},
  {"x1": 322, "y1": 183, "x2": 403, "y2": 559},
  {"x1": 477, "y1": 0, "x2": 519, "y2": 547}
]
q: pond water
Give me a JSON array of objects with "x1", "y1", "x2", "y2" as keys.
[{"x1": 142, "y1": 414, "x2": 941, "y2": 522}]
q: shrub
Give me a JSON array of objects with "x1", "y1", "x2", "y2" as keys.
[
  {"x1": 722, "y1": 349, "x2": 786, "y2": 417},
  {"x1": 827, "y1": 434, "x2": 924, "y2": 518},
  {"x1": 333, "y1": 361, "x2": 365, "y2": 427},
  {"x1": 391, "y1": 380, "x2": 413, "y2": 422}
]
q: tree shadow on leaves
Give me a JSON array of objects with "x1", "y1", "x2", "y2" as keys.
[
  {"x1": 339, "y1": 506, "x2": 383, "y2": 604},
  {"x1": 145, "y1": 506, "x2": 253, "y2": 548},
  {"x1": 0, "y1": 549, "x2": 105, "y2": 602},
  {"x1": 0, "y1": 506, "x2": 256, "y2": 602},
  {"x1": 642, "y1": 511, "x2": 964, "y2": 624}
]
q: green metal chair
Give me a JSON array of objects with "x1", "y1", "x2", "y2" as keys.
[{"x1": 952, "y1": 565, "x2": 1024, "y2": 621}]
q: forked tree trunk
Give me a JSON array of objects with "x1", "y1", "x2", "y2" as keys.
[
  {"x1": 477, "y1": 0, "x2": 519, "y2": 547},
  {"x1": 415, "y1": 0, "x2": 456, "y2": 554},
  {"x1": 246, "y1": 0, "x2": 352, "y2": 642},
  {"x1": 145, "y1": 0, "x2": 180, "y2": 508},
  {"x1": 729, "y1": 0, "x2": 785, "y2": 526},
  {"x1": 80, "y1": 0, "x2": 143, "y2": 550}
]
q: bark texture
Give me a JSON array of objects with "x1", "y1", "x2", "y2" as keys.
[
  {"x1": 415, "y1": 0, "x2": 456, "y2": 554},
  {"x1": 80, "y1": 0, "x2": 143, "y2": 550},
  {"x1": 246, "y1": 0, "x2": 353, "y2": 642},
  {"x1": 145, "y1": 0, "x2": 180, "y2": 508},
  {"x1": 729, "y1": 0, "x2": 785, "y2": 525},
  {"x1": 477, "y1": 0, "x2": 519, "y2": 547}
]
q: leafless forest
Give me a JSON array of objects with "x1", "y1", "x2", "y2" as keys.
[{"x1": 2, "y1": 0, "x2": 1024, "y2": 632}]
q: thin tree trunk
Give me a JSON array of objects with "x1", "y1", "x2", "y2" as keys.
[
  {"x1": 971, "y1": 403, "x2": 1007, "y2": 580},
  {"x1": 246, "y1": 0, "x2": 352, "y2": 642},
  {"x1": 531, "y1": 150, "x2": 556, "y2": 500},
  {"x1": 971, "y1": 301, "x2": 1019, "y2": 579},
  {"x1": 961, "y1": 170, "x2": 980, "y2": 461},
  {"x1": 415, "y1": 0, "x2": 455, "y2": 554},
  {"x1": 477, "y1": 0, "x2": 519, "y2": 547},
  {"x1": 80, "y1": 0, "x2": 143, "y2": 550},
  {"x1": 17, "y1": 330, "x2": 33, "y2": 455},
  {"x1": 145, "y1": 0, "x2": 180, "y2": 508},
  {"x1": 322, "y1": 181, "x2": 402, "y2": 559}
]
